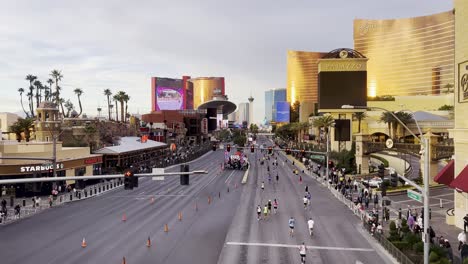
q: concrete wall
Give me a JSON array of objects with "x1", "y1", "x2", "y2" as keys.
[{"x1": 372, "y1": 153, "x2": 409, "y2": 177}]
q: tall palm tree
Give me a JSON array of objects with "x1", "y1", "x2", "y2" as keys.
[
  {"x1": 33, "y1": 80, "x2": 42, "y2": 108},
  {"x1": 113, "y1": 94, "x2": 120, "y2": 122},
  {"x1": 64, "y1": 99, "x2": 74, "y2": 117},
  {"x1": 58, "y1": 98, "x2": 66, "y2": 117},
  {"x1": 116, "y1": 91, "x2": 126, "y2": 123},
  {"x1": 122, "y1": 93, "x2": 130, "y2": 123},
  {"x1": 18, "y1": 88, "x2": 29, "y2": 118},
  {"x1": 395, "y1": 111, "x2": 414, "y2": 142},
  {"x1": 74, "y1": 88, "x2": 84, "y2": 117},
  {"x1": 25, "y1": 74, "x2": 37, "y2": 117},
  {"x1": 380, "y1": 112, "x2": 395, "y2": 139},
  {"x1": 103, "y1": 89, "x2": 112, "y2": 120},
  {"x1": 46, "y1": 79, "x2": 54, "y2": 100},
  {"x1": 353, "y1": 112, "x2": 367, "y2": 133},
  {"x1": 50, "y1": 70, "x2": 63, "y2": 104},
  {"x1": 312, "y1": 115, "x2": 334, "y2": 148}
]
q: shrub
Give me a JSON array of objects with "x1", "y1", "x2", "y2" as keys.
[
  {"x1": 392, "y1": 241, "x2": 410, "y2": 250},
  {"x1": 388, "y1": 221, "x2": 400, "y2": 241},
  {"x1": 413, "y1": 241, "x2": 424, "y2": 253},
  {"x1": 401, "y1": 218, "x2": 410, "y2": 235},
  {"x1": 403, "y1": 233, "x2": 420, "y2": 245},
  {"x1": 429, "y1": 251, "x2": 440, "y2": 262},
  {"x1": 463, "y1": 258, "x2": 468, "y2": 264}
]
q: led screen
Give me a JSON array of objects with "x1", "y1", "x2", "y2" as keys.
[
  {"x1": 275, "y1": 101, "x2": 290, "y2": 123},
  {"x1": 156, "y1": 87, "x2": 184, "y2": 110},
  {"x1": 318, "y1": 71, "x2": 367, "y2": 110}
]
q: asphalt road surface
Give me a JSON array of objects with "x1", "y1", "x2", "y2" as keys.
[
  {"x1": 217, "y1": 137, "x2": 393, "y2": 264},
  {"x1": 0, "y1": 150, "x2": 245, "y2": 264}
]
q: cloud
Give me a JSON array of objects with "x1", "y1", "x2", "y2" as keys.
[{"x1": 0, "y1": 0, "x2": 453, "y2": 122}]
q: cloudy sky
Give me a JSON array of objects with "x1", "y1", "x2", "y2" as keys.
[{"x1": 0, "y1": 0, "x2": 453, "y2": 123}]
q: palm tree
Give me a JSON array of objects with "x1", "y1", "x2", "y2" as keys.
[
  {"x1": 8, "y1": 123, "x2": 23, "y2": 142},
  {"x1": 116, "y1": 91, "x2": 126, "y2": 123},
  {"x1": 17, "y1": 118, "x2": 35, "y2": 142},
  {"x1": 64, "y1": 99, "x2": 74, "y2": 117},
  {"x1": 74, "y1": 88, "x2": 84, "y2": 117},
  {"x1": 443, "y1": 83, "x2": 454, "y2": 94},
  {"x1": 50, "y1": 69, "x2": 63, "y2": 104},
  {"x1": 395, "y1": 111, "x2": 414, "y2": 142},
  {"x1": 353, "y1": 112, "x2": 367, "y2": 133},
  {"x1": 113, "y1": 94, "x2": 120, "y2": 122},
  {"x1": 122, "y1": 93, "x2": 130, "y2": 123},
  {"x1": 312, "y1": 115, "x2": 334, "y2": 148},
  {"x1": 25, "y1": 74, "x2": 37, "y2": 117},
  {"x1": 47, "y1": 79, "x2": 54, "y2": 100},
  {"x1": 380, "y1": 112, "x2": 395, "y2": 139},
  {"x1": 33, "y1": 80, "x2": 42, "y2": 108},
  {"x1": 58, "y1": 98, "x2": 66, "y2": 117},
  {"x1": 18, "y1": 88, "x2": 29, "y2": 118},
  {"x1": 103, "y1": 89, "x2": 112, "y2": 120}
]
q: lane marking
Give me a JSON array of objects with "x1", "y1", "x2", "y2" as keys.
[
  {"x1": 224, "y1": 170, "x2": 236, "y2": 184},
  {"x1": 226, "y1": 242, "x2": 374, "y2": 252},
  {"x1": 110, "y1": 194, "x2": 187, "y2": 198}
]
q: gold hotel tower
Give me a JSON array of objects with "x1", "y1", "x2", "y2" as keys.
[
  {"x1": 354, "y1": 11, "x2": 454, "y2": 97},
  {"x1": 189, "y1": 77, "x2": 225, "y2": 109}
]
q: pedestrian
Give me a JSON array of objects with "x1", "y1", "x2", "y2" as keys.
[
  {"x1": 444, "y1": 239, "x2": 453, "y2": 263},
  {"x1": 373, "y1": 194, "x2": 379, "y2": 209},
  {"x1": 267, "y1": 200, "x2": 272, "y2": 214},
  {"x1": 276, "y1": 173, "x2": 279, "y2": 183},
  {"x1": 429, "y1": 226, "x2": 436, "y2": 244},
  {"x1": 461, "y1": 242, "x2": 468, "y2": 262},
  {"x1": 406, "y1": 205, "x2": 411, "y2": 220},
  {"x1": 261, "y1": 181, "x2": 265, "y2": 191},
  {"x1": 273, "y1": 199, "x2": 278, "y2": 214},
  {"x1": 263, "y1": 204, "x2": 268, "y2": 220},
  {"x1": 364, "y1": 196, "x2": 369, "y2": 209},
  {"x1": 408, "y1": 215, "x2": 415, "y2": 230},
  {"x1": 305, "y1": 185, "x2": 308, "y2": 193},
  {"x1": 257, "y1": 205, "x2": 262, "y2": 221},
  {"x1": 464, "y1": 214, "x2": 468, "y2": 232},
  {"x1": 458, "y1": 231, "x2": 466, "y2": 251},
  {"x1": 14, "y1": 204, "x2": 20, "y2": 219},
  {"x1": 398, "y1": 208, "x2": 402, "y2": 220}
]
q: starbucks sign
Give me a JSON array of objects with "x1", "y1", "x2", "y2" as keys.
[{"x1": 20, "y1": 163, "x2": 64, "y2": 173}]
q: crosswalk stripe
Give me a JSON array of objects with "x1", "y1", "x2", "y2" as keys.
[{"x1": 226, "y1": 242, "x2": 375, "y2": 252}]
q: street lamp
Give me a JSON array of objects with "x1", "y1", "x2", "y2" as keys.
[{"x1": 342, "y1": 104, "x2": 430, "y2": 264}]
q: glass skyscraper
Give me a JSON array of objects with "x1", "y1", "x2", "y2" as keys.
[{"x1": 264, "y1": 88, "x2": 286, "y2": 122}]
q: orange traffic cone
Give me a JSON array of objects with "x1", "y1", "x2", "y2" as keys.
[
  {"x1": 81, "y1": 237, "x2": 87, "y2": 248},
  {"x1": 164, "y1": 224, "x2": 169, "y2": 233},
  {"x1": 299, "y1": 176, "x2": 302, "y2": 184},
  {"x1": 178, "y1": 212, "x2": 182, "y2": 221},
  {"x1": 122, "y1": 257, "x2": 126, "y2": 264},
  {"x1": 151, "y1": 197, "x2": 155, "y2": 204},
  {"x1": 146, "y1": 236, "x2": 151, "y2": 247},
  {"x1": 122, "y1": 213, "x2": 127, "y2": 222}
]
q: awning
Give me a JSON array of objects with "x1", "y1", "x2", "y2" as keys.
[
  {"x1": 434, "y1": 160, "x2": 454, "y2": 185},
  {"x1": 450, "y1": 165, "x2": 468, "y2": 193}
]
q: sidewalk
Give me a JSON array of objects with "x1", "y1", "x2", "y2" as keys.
[
  {"x1": 0, "y1": 179, "x2": 123, "y2": 225},
  {"x1": 285, "y1": 153, "x2": 463, "y2": 264}
]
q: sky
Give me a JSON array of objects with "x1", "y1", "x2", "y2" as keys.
[{"x1": 0, "y1": 0, "x2": 453, "y2": 123}]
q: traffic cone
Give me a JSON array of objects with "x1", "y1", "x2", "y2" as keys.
[
  {"x1": 81, "y1": 237, "x2": 87, "y2": 248},
  {"x1": 151, "y1": 197, "x2": 155, "y2": 204},
  {"x1": 299, "y1": 176, "x2": 302, "y2": 184},
  {"x1": 178, "y1": 212, "x2": 182, "y2": 221},
  {"x1": 122, "y1": 213, "x2": 127, "y2": 222},
  {"x1": 122, "y1": 257, "x2": 126, "y2": 264},
  {"x1": 164, "y1": 224, "x2": 169, "y2": 233},
  {"x1": 146, "y1": 236, "x2": 151, "y2": 247}
]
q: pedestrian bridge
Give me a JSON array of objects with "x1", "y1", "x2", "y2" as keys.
[{"x1": 363, "y1": 142, "x2": 453, "y2": 161}]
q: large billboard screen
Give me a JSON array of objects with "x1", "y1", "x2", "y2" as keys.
[
  {"x1": 318, "y1": 71, "x2": 367, "y2": 110},
  {"x1": 154, "y1": 78, "x2": 185, "y2": 111},
  {"x1": 275, "y1": 101, "x2": 290, "y2": 123},
  {"x1": 156, "y1": 87, "x2": 184, "y2": 110}
]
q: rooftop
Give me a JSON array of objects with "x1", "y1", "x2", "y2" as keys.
[{"x1": 94, "y1": 137, "x2": 167, "y2": 154}]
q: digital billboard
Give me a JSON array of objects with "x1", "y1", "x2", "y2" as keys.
[
  {"x1": 156, "y1": 87, "x2": 184, "y2": 110},
  {"x1": 275, "y1": 101, "x2": 290, "y2": 123},
  {"x1": 318, "y1": 71, "x2": 367, "y2": 110}
]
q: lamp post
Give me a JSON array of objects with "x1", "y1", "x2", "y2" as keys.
[{"x1": 342, "y1": 105, "x2": 430, "y2": 264}]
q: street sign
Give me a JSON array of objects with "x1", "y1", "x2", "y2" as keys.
[
  {"x1": 152, "y1": 168, "x2": 165, "y2": 181},
  {"x1": 407, "y1": 189, "x2": 423, "y2": 203}
]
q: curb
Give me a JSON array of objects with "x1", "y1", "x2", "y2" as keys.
[{"x1": 241, "y1": 166, "x2": 250, "y2": 184}]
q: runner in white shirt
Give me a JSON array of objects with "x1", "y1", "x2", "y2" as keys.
[
  {"x1": 307, "y1": 218, "x2": 314, "y2": 236},
  {"x1": 303, "y1": 196, "x2": 309, "y2": 209},
  {"x1": 299, "y1": 242, "x2": 307, "y2": 264}
]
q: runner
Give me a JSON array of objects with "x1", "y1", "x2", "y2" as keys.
[
  {"x1": 263, "y1": 204, "x2": 269, "y2": 220},
  {"x1": 267, "y1": 200, "x2": 272, "y2": 214},
  {"x1": 303, "y1": 196, "x2": 309, "y2": 209},
  {"x1": 261, "y1": 181, "x2": 265, "y2": 191},
  {"x1": 257, "y1": 205, "x2": 262, "y2": 221},
  {"x1": 276, "y1": 173, "x2": 279, "y2": 183},
  {"x1": 307, "y1": 218, "x2": 314, "y2": 237},
  {"x1": 299, "y1": 242, "x2": 307, "y2": 264},
  {"x1": 289, "y1": 216, "x2": 295, "y2": 236},
  {"x1": 273, "y1": 199, "x2": 278, "y2": 214}
]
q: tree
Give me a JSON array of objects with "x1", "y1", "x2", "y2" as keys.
[
  {"x1": 104, "y1": 89, "x2": 112, "y2": 120},
  {"x1": 290, "y1": 101, "x2": 300, "y2": 123},
  {"x1": 438, "y1": 104, "x2": 454, "y2": 111},
  {"x1": 394, "y1": 111, "x2": 413, "y2": 140},
  {"x1": 50, "y1": 69, "x2": 63, "y2": 104},
  {"x1": 249, "y1": 123, "x2": 259, "y2": 135},
  {"x1": 64, "y1": 99, "x2": 74, "y2": 117},
  {"x1": 122, "y1": 92, "x2": 130, "y2": 123},
  {"x1": 74, "y1": 88, "x2": 84, "y2": 117},
  {"x1": 17, "y1": 118, "x2": 34, "y2": 142},
  {"x1": 25, "y1": 74, "x2": 37, "y2": 117},
  {"x1": 312, "y1": 115, "x2": 334, "y2": 148},
  {"x1": 353, "y1": 112, "x2": 367, "y2": 133},
  {"x1": 18, "y1": 88, "x2": 29, "y2": 118},
  {"x1": 46, "y1": 79, "x2": 54, "y2": 101},
  {"x1": 116, "y1": 91, "x2": 126, "y2": 123},
  {"x1": 380, "y1": 112, "x2": 395, "y2": 139},
  {"x1": 113, "y1": 94, "x2": 120, "y2": 122},
  {"x1": 58, "y1": 98, "x2": 66, "y2": 117},
  {"x1": 232, "y1": 130, "x2": 247, "y2": 147},
  {"x1": 443, "y1": 83, "x2": 454, "y2": 94},
  {"x1": 8, "y1": 123, "x2": 23, "y2": 142}
]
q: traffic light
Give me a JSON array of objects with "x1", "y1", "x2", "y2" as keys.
[
  {"x1": 378, "y1": 164, "x2": 385, "y2": 178},
  {"x1": 180, "y1": 164, "x2": 189, "y2": 185},
  {"x1": 268, "y1": 147, "x2": 272, "y2": 155},
  {"x1": 212, "y1": 144, "x2": 217, "y2": 151},
  {"x1": 226, "y1": 144, "x2": 231, "y2": 152},
  {"x1": 250, "y1": 145, "x2": 255, "y2": 153},
  {"x1": 390, "y1": 172, "x2": 398, "y2": 187},
  {"x1": 124, "y1": 170, "x2": 134, "y2": 190}
]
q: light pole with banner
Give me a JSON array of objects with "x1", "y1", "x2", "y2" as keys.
[{"x1": 342, "y1": 104, "x2": 430, "y2": 264}]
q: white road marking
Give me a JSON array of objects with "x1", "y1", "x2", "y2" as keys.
[
  {"x1": 391, "y1": 193, "x2": 453, "y2": 204},
  {"x1": 224, "y1": 170, "x2": 236, "y2": 184},
  {"x1": 138, "y1": 191, "x2": 145, "y2": 195},
  {"x1": 110, "y1": 194, "x2": 187, "y2": 198},
  {"x1": 226, "y1": 242, "x2": 374, "y2": 252}
]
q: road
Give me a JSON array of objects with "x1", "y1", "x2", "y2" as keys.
[
  {"x1": 0, "y1": 150, "x2": 245, "y2": 264},
  {"x1": 218, "y1": 138, "x2": 392, "y2": 264}
]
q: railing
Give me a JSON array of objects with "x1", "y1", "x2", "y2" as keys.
[
  {"x1": 364, "y1": 142, "x2": 454, "y2": 161},
  {"x1": 432, "y1": 145, "x2": 454, "y2": 161}
]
